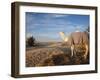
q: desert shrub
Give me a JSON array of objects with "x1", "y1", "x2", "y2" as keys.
[
  {"x1": 52, "y1": 53, "x2": 70, "y2": 65},
  {"x1": 27, "y1": 36, "x2": 35, "y2": 46},
  {"x1": 36, "y1": 57, "x2": 55, "y2": 66},
  {"x1": 36, "y1": 50, "x2": 71, "y2": 66}
]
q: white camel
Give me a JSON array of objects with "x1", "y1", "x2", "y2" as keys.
[{"x1": 59, "y1": 32, "x2": 68, "y2": 42}]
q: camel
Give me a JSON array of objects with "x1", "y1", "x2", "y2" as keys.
[
  {"x1": 69, "y1": 31, "x2": 89, "y2": 60},
  {"x1": 59, "y1": 32, "x2": 68, "y2": 42},
  {"x1": 59, "y1": 31, "x2": 89, "y2": 60}
]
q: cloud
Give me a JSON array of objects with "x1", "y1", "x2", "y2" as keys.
[{"x1": 51, "y1": 14, "x2": 69, "y2": 18}]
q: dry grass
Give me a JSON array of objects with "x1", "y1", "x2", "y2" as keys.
[{"x1": 26, "y1": 43, "x2": 89, "y2": 67}]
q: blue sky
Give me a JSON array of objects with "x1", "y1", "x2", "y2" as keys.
[{"x1": 26, "y1": 12, "x2": 89, "y2": 42}]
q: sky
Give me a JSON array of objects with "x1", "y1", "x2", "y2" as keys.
[{"x1": 26, "y1": 12, "x2": 89, "y2": 42}]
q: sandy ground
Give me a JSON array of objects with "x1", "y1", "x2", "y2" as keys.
[{"x1": 26, "y1": 42, "x2": 89, "y2": 67}]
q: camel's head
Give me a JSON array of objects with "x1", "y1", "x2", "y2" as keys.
[
  {"x1": 59, "y1": 32, "x2": 65, "y2": 35},
  {"x1": 59, "y1": 32, "x2": 68, "y2": 42}
]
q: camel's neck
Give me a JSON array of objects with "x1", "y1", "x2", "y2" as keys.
[{"x1": 59, "y1": 32, "x2": 66, "y2": 40}]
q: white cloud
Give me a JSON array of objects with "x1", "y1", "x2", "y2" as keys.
[{"x1": 53, "y1": 14, "x2": 69, "y2": 18}]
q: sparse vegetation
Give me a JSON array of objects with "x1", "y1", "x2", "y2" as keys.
[
  {"x1": 26, "y1": 36, "x2": 35, "y2": 47},
  {"x1": 26, "y1": 42, "x2": 89, "y2": 67}
]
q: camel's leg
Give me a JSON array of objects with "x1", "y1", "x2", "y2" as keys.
[
  {"x1": 84, "y1": 44, "x2": 88, "y2": 60},
  {"x1": 71, "y1": 45, "x2": 74, "y2": 57}
]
